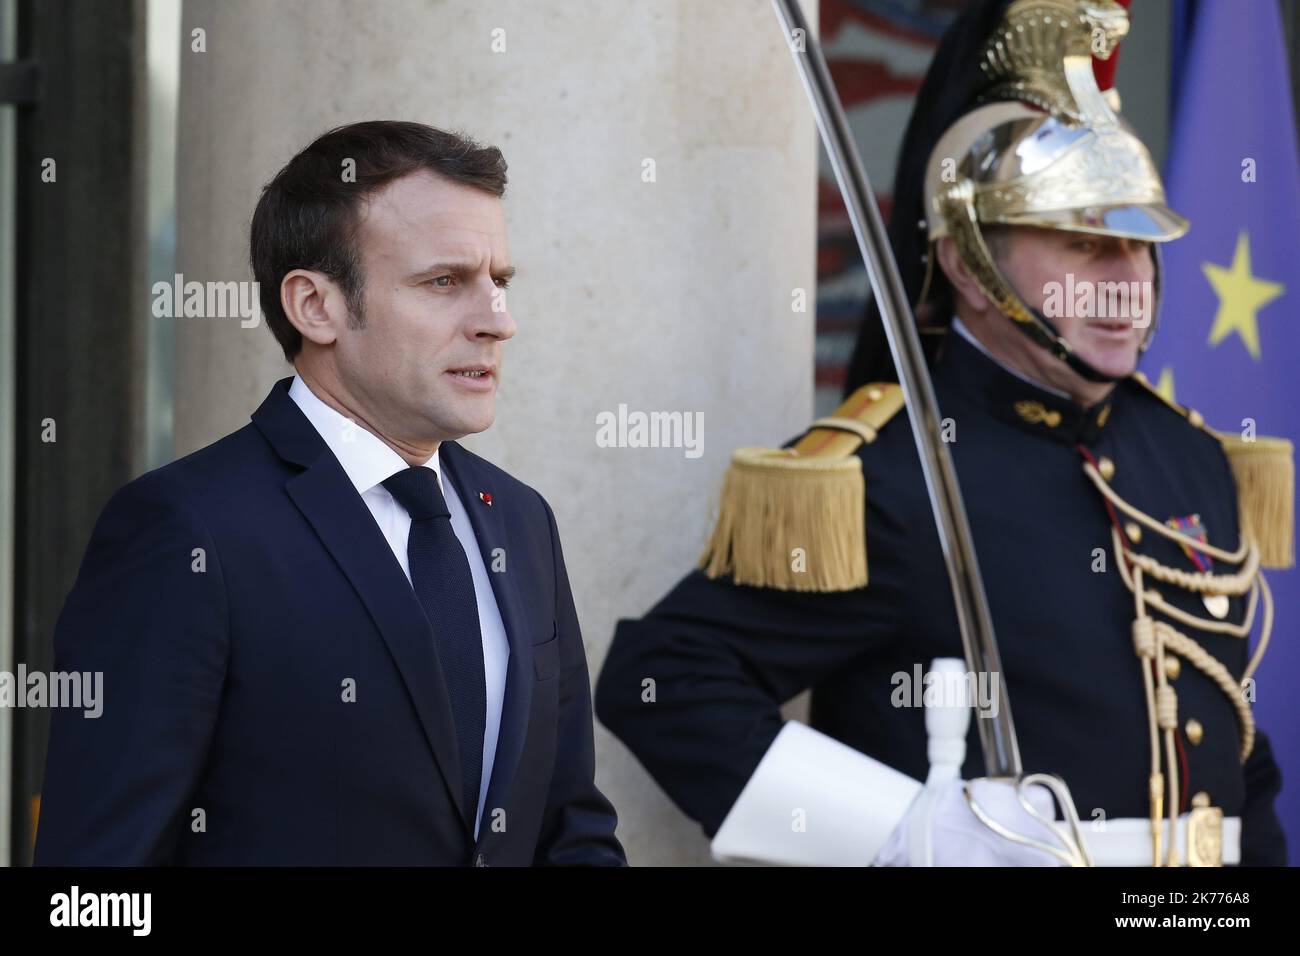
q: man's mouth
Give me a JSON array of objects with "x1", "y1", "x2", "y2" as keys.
[
  {"x1": 1087, "y1": 320, "x2": 1135, "y2": 337},
  {"x1": 445, "y1": 365, "x2": 497, "y2": 389}
]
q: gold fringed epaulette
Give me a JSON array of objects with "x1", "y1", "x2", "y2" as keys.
[
  {"x1": 1130, "y1": 371, "x2": 1295, "y2": 569},
  {"x1": 698, "y1": 383, "x2": 905, "y2": 592},
  {"x1": 1217, "y1": 432, "x2": 1295, "y2": 569}
]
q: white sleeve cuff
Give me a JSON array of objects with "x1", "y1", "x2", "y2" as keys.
[{"x1": 710, "y1": 721, "x2": 922, "y2": 866}]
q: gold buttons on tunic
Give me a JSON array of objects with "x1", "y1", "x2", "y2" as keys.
[
  {"x1": 1191, "y1": 791, "x2": 1211, "y2": 809},
  {"x1": 1185, "y1": 718, "x2": 1204, "y2": 745},
  {"x1": 1098, "y1": 456, "x2": 1115, "y2": 481},
  {"x1": 1188, "y1": 409, "x2": 1204, "y2": 428},
  {"x1": 1125, "y1": 521, "x2": 1142, "y2": 544},
  {"x1": 1164, "y1": 655, "x2": 1181, "y2": 681}
]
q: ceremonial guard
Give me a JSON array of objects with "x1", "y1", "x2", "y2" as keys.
[{"x1": 596, "y1": 0, "x2": 1290, "y2": 866}]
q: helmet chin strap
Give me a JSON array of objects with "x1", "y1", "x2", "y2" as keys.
[{"x1": 1008, "y1": 298, "x2": 1126, "y2": 385}]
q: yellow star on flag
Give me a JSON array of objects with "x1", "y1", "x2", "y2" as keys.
[
  {"x1": 1154, "y1": 366, "x2": 1176, "y2": 403},
  {"x1": 1203, "y1": 231, "x2": 1284, "y2": 360}
]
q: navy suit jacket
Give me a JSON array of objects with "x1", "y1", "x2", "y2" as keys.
[{"x1": 35, "y1": 378, "x2": 625, "y2": 866}]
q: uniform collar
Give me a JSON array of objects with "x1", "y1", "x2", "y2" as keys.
[
  {"x1": 939, "y1": 321, "x2": 1116, "y2": 446},
  {"x1": 288, "y1": 374, "x2": 442, "y2": 494}
]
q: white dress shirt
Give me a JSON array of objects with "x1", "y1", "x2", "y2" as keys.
[{"x1": 288, "y1": 375, "x2": 509, "y2": 839}]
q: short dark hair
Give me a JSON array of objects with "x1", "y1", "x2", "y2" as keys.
[{"x1": 249, "y1": 120, "x2": 508, "y2": 361}]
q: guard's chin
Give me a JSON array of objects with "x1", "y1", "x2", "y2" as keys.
[
  {"x1": 1071, "y1": 335, "x2": 1141, "y2": 380},
  {"x1": 1092, "y1": 351, "x2": 1140, "y2": 380}
]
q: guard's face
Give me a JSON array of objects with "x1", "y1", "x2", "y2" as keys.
[
  {"x1": 336, "y1": 170, "x2": 516, "y2": 443},
  {"x1": 998, "y1": 226, "x2": 1155, "y2": 380}
]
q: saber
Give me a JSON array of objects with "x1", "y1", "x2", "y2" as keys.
[{"x1": 770, "y1": 0, "x2": 1020, "y2": 777}]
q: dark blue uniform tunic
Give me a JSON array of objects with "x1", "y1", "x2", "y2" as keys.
[{"x1": 597, "y1": 328, "x2": 1286, "y2": 865}]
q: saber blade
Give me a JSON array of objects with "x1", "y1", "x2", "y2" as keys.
[{"x1": 771, "y1": 0, "x2": 1021, "y2": 777}]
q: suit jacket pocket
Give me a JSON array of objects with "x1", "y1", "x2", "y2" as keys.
[{"x1": 533, "y1": 630, "x2": 560, "y2": 681}]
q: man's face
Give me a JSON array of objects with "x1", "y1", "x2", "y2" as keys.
[
  {"x1": 333, "y1": 170, "x2": 516, "y2": 444},
  {"x1": 997, "y1": 226, "x2": 1155, "y2": 379}
]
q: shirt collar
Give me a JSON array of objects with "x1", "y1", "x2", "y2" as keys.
[
  {"x1": 940, "y1": 319, "x2": 1116, "y2": 446},
  {"x1": 288, "y1": 374, "x2": 440, "y2": 494}
]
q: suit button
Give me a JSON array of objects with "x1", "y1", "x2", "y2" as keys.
[
  {"x1": 473, "y1": 853, "x2": 488, "y2": 867},
  {"x1": 1164, "y1": 655, "x2": 1181, "y2": 681},
  {"x1": 1185, "y1": 718, "x2": 1204, "y2": 745}
]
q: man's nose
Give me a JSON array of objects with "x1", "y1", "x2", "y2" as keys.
[
  {"x1": 471, "y1": 285, "x2": 517, "y2": 341},
  {"x1": 1114, "y1": 239, "x2": 1154, "y2": 281}
]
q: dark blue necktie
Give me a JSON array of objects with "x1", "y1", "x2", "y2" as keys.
[{"x1": 383, "y1": 466, "x2": 486, "y2": 825}]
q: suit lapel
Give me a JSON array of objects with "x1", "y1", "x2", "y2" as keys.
[
  {"x1": 252, "y1": 379, "x2": 470, "y2": 833},
  {"x1": 439, "y1": 442, "x2": 536, "y2": 830}
]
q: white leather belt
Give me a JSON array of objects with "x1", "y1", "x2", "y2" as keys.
[{"x1": 1054, "y1": 812, "x2": 1241, "y2": 866}]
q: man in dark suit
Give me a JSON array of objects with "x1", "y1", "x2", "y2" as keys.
[{"x1": 35, "y1": 120, "x2": 625, "y2": 866}]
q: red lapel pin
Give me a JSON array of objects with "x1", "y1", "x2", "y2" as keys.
[{"x1": 478, "y1": 491, "x2": 493, "y2": 506}]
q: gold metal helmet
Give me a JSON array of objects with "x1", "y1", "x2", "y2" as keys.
[{"x1": 921, "y1": 0, "x2": 1188, "y2": 382}]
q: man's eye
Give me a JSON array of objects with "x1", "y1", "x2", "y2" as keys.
[
  {"x1": 494, "y1": 277, "x2": 511, "y2": 289},
  {"x1": 1071, "y1": 239, "x2": 1098, "y2": 254},
  {"x1": 431, "y1": 275, "x2": 454, "y2": 288}
]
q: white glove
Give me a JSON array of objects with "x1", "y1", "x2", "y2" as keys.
[{"x1": 873, "y1": 777, "x2": 1065, "y2": 867}]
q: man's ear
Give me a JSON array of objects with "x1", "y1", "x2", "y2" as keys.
[
  {"x1": 935, "y1": 236, "x2": 991, "y2": 315},
  {"x1": 281, "y1": 270, "x2": 346, "y2": 347}
]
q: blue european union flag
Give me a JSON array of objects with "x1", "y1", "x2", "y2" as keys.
[{"x1": 1140, "y1": 0, "x2": 1300, "y2": 863}]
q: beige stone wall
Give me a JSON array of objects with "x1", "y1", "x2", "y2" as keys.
[{"x1": 175, "y1": 0, "x2": 818, "y2": 865}]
